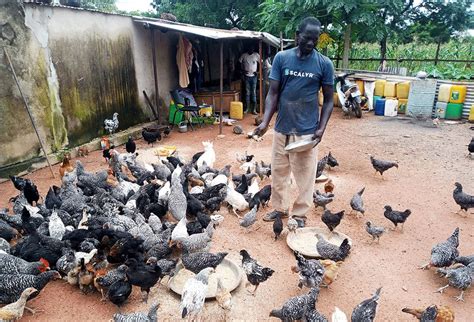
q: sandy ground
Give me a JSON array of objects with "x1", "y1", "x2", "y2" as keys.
[{"x1": 0, "y1": 110, "x2": 473, "y2": 321}]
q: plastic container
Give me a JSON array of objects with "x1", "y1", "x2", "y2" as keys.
[
  {"x1": 437, "y1": 84, "x2": 452, "y2": 102},
  {"x1": 396, "y1": 82, "x2": 410, "y2": 99},
  {"x1": 374, "y1": 80, "x2": 386, "y2": 96},
  {"x1": 384, "y1": 98, "x2": 398, "y2": 117},
  {"x1": 375, "y1": 99, "x2": 386, "y2": 116},
  {"x1": 230, "y1": 101, "x2": 244, "y2": 120},
  {"x1": 398, "y1": 98, "x2": 408, "y2": 114},
  {"x1": 449, "y1": 85, "x2": 467, "y2": 104},
  {"x1": 333, "y1": 93, "x2": 340, "y2": 107},
  {"x1": 169, "y1": 101, "x2": 183, "y2": 125},
  {"x1": 384, "y1": 82, "x2": 397, "y2": 97},
  {"x1": 445, "y1": 103, "x2": 463, "y2": 120},
  {"x1": 469, "y1": 105, "x2": 474, "y2": 123},
  {"x1": 199, "y1": 105, "x2": 213, "y2": 117},
  {"x1": 435, "y1": 102, "x2": 448, "y2": 119},
  {"x1": 355, "y1": 80, "x2": 364, "y2": 95}
]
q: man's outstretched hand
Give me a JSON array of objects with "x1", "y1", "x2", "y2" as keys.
[{"x1": 252, "y1": 123, "x2": 269, "y2": 137}]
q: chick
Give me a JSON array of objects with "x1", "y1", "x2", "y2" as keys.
[
  {"x1": 383, "y1": 205, "x2": 411, "y2": 231},
  {"x1": 180, "y1": 267, "x2": 215, "y2": 320},
  {"x1": 240, "y1": 249, "x2": 274, "y2": 295},
  {"x1": 370, "y1": 155, "x2": 398, "y2": 178},
  {"x1": 0, "y1": 287, "x2": 38, "y2": 321},
  {"x1": 351, "y1": 287, "x2": 382, "y2": 322},
  {"x1": 321, "y1": 209, "x2": 344, "y2": 233},
  {"x1": 365, "y1": 221, "x2": 385, "y2": 243},
  {"x1": 216, "y1": 278, "x2": 232, "y2": 318},
  {"x1": 324, "y1": 179, "x2": 334, "y2": 193},
  {"x1": 350, "y1": 187, "x2": 365, "y2": 217},
  {"x1": 287, "y1": 217, "x2": 298, "y2": 234},
  {"x1": 402, "y1": 305, "x2": 455, "y2": 322},
  {"x1": 320, "y1": 259, "x2": 342, "y2": 288},
  {"x1": 273, "y1": 213, "x2": 283, "y2": 240}
]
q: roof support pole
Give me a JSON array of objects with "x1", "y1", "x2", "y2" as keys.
[
  {"x1": 150, "y1": 28, "x2": 160, "y2": 123},
  {"x1": 219, "y1": 40, "x2": 224, "y2": 135},
  {"x1": 259, "y1": 40, "x2": 263, "y2": 116}
]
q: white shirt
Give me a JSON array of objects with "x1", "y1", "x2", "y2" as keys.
[{"x1": 239, "y1": 52, "x2": 260, "y2": 77}]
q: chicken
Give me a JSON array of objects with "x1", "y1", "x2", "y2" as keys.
[
  {"x1": 142, "y1": 130, "x2": 161, "y2": 146},
  {"x1": 48, "y1": 209, "x2": 65, "y2": 240},
  {"x1": 273, "y1": 213, "x2": 283, "y2": 240},
  {"x1": 365, "y1": 221, "x2": 385, "y2": 243},
  {"x1": 292, "y1": 251, "x2": 325, "y2": 289},
  {"x1": 125, "y1": 258, "x2": 161, "y2": 303},
  {"x1": 0, "y1": 287, "x2": 38, "y2": 321},
  {"x1": 321, "y1": 209, "x2": 344, "y2": 233},
  {"x1": 239, "y1": 206, "x2": 258, "y2": 230},
  {"x1": 180, "y1": 267, "x2": 215, "y2": 320},
  {"x1": 171, "y1": 217, "x2": 189, "y2": 244},
  {"x1": 452, "y1": 182, "x2": 474, "y2": 214},
  {"x1": 250, "y1": 184, "x2": 271, "y2": 209},
  {"x1": 402, "y1": 305, "x2": 455, "y2": 322},
  {"x1": 436, "y1": 265, "x2": 472, "y2": 301},
  {"x1": 327, "y1": 152, "x2": 339, "y2": 169},
  {"x1": 23, "y1": 180, "x2": 40, "y2": 206},
  {"x1": 240, "y1": 249, "x2": 274, "y2": 295},
  {"x1": 44, "y1": 186, "x2": 62, "y2": 210},
  {"x1": 316, "y1": 156, "x2": 327, "y2": 179},
  {"x1": 196, "y1": 141, "x2": 216, "y2": 168},
  {"x1": 332, "y1": 307, "x2": 348, "y2": 322},
  {"x1": 324, "y1": 179, "x2": 334, "y2": 193},
  {"x1": 0, "y1": 271, "x2": 61, "y2": 304},
  {"x1": 175, "y1": 225, "x2": 212, "y2": 254},
  {"x1": 320, "y1": 259, "x2": 342, "y2": 288},
  {"x1": 145, "y1": 257, "x2": 178, "y2": 284},
  {"x1": 95, "y1": 265, "x2": 129, "y2": 301},
  {"x1": 255, "y1": 161, "x2": 271, "y2": 181},
  {"x1": 383, "y1": 205, "x2": 411, "y2": 231},
  {"x1": 287, "y1": 217, "x2": 298, "y2": 234},
  {"x1": 168, "y1": 167, "x2": 187, "y2": 221},
  {"x1": 104, "y1": 112, "x2": 119, "y2": 134},
  {"x1": 420, "y1": 227, "x2": 460, "y2": 270},
  {"x1": 225, "y1": 180, "x2": 249, "y2": 214},
  {"x1": 454, "y1": 255, "x2": 474, "y2": 266},
  {"x1": 59, "y1": 153, "x2": 74, "y2": 178},
  {"x1": 305, "y1": 308, "x2": 328, "y2": 322},
  {"x1": 0, "y1": 238, "x2": 10, "y2": 254},
  {"x1": 124, "y1": 135, "x2": 137, "y2": 154},
  {"x1": 313, "y1": 190, "x2": 334, "y2": 210},
  {"x1": 315, "y1": 234, "x2": 351, "y2": 262},
  {"x1": 78, "y1": 258, "x2": 95, "y2": 293},
  {"x1": 216, "y1": 277, "x2": 232, "y2": 316},
  {"x1": 182, "y1": 252, "x2": 227, "y2": 274},
  {"x1": 0, "y1": 220, "x2": 19, "y2": 243},
  {"x1": 108, "y1": 279, "x2": 132, "y2": 308},
  {"x1": 235, "y1": 174, "x2": 249, "y2": 194},
  {"x1": 9, "y1": 175, "x2": 28, "y2": 192},
  {"x1": 0, "y1": 253, "x2": 49, "y2": 275},
  {"x1": 349, "y1": 187, "x2": 365, "y2": 217},
  {"x1": 370, "y1": 155, "x2": 398, "y2": 178},
  {"x1": 468, "y1": 138, "x2": 474, "y2": 156},
  {"x1": 235, "y1": 151, "x2": 254, "y2": 163},
  {"x1": 351, "y1": 287, "x2": 382, "y2": 322},
  {"x1": 269, "y1": 287, "x2": 320, "y2": 321},
  {"x1": 113, "y1": 303, "x2": 159, "y2": 322}
]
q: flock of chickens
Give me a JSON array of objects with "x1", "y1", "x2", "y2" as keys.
[{"x1": 0, "y1": 123, "x2": 473, "y2": 322}]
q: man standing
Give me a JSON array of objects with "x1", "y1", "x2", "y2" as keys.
[
  {"x1": 239, "y1": 46, "x2": 260, "y2": 114},
  {"x1": 253, "y1": 17, "x2": 334, "y2": 223}
]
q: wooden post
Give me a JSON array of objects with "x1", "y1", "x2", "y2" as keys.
[
  {"x1": 150, "y1": 28, "x2": 160, "y2": 123},
  {"x1": 279, "y1": 32, "x2": 283, "y2": 51},
  {"x1": 4, "y1": 48, "x2": 55, "y2": 178},
  {"x1": 259, "y1": 40, "x2": 263, "y2": 116},
  {"x1": 219, "y1": 41, "x2": 224, "y2": 135}
]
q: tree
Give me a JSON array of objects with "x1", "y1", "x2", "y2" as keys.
[
  {"x1": 152, "y1": 0, "x2": 261, "y2": 29},
  {"x1": 82, "y1": 0, "x2": 117, "y2": 12}
]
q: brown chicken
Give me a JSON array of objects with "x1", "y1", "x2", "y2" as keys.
[
  {"x1": 78, "y1": 258, "x2": 95, "y2": 293},
  {"x1": 320, "y1": 259, "x2": 343, "y2": 287},
  {"x1": 106, "y1": 168, "x2": 119, "y2": 187},
  {"x1": 402, "y1": 305, "x2": 454, "y2": 322},
  {"x1": 59, "y1": 153, "x2": 74, "y2": 178},
  {"x1": 324, "y1": 179, "x2": 335, "y2": 194},
  {"x1": 216, "y1": 278, "x2": 232, "y2": 319},
  {"x1": 0, "y1": 287, "x2": 38, "y2": 320}
]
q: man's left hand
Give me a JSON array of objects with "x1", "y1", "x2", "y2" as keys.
[{"x1": 312, "y1": 129, "x2": 324, "y2": 147}]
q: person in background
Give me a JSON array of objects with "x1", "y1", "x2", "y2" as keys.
[
  {"x1": 377, "y1": 59, "x2": 388, "y2": 73},
  {"x1": 253, "y1": 16, "x2": 334, "y2": 224},
  {"x1": 239, "y1": 46, "x2": 260, "y2": 114}
]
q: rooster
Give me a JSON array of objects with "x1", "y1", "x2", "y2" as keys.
[
  {"x1": 104, "y1": 112, "x2": 119, "y2": 135},
  {"x1": 59, "y1": 153, "x2": 74, "y2": 178}
]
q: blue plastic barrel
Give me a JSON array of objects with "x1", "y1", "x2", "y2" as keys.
[{"x1": 375, "y1": 99, "x2": 386, "y2": 116}]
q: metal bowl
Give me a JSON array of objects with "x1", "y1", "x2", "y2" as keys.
[
  {"x1": 284, "y1": 138, "x2": 317, "y2": 153},
  {"x1": 169, "y1": 258, "x2": 243, "y2": 299},
  {"x1": 286, "y1": 227, "x2": 352, "y2": 258},
  {"x1": 178, "y1": 123, "x2": 188, "y2": 133}
]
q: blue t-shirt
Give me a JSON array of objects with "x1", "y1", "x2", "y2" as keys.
[{"x1": 269, "y1": 48, "x2": 334, "y2": 135}]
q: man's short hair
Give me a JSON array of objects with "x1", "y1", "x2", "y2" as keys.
[{"x1": 298, "y1": 17, "x2": 321, "y2": 33}]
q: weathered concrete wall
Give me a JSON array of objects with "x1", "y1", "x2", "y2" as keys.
[{"x1": 0, "y1": 2, "x2": 177, "y2": 172}]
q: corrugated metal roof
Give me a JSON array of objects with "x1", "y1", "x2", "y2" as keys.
[{"x1": 133, "y1": 17, "x2": 280, "y2": 47}]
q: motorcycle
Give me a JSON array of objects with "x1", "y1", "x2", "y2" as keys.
[{"x1": 335, "y1": 72, "x2": 364, "y2": 118}]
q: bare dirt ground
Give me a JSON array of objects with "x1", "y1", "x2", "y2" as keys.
[{"x1": 1, "y1": 109, "x2": 473, "y2": 321}]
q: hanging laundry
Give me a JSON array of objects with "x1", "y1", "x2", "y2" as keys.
[{"x1": 177, "y1": 34, "x2": 193, "y2": 88}]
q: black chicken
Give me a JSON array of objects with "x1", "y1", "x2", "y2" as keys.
[
  {"x1": 9, "y1": 175, "x2": 28, "y2": 191},
  {"x1": 383, "y1": 205, "x2": 411, "y2": 231},
  {"x1": 370, "y1": 155, "x2": 398, "y2": 178},
  {"x1": 167, "y1": 156, "x2": 184, "y2": 168},
  {"x1": 468, "y1": 137, "x2": 474, "y2": 156},
  {"x1": 103, "y1": 145, "x2": 115, "y2": 163},
  {"x1": 125, "y1": 136, "x2": 136, "y2": 154},
  {"x1": 186, "y1": 220, "x2": 203, "y2": 235},
  {"x1": 191, "y1": 151, "x2": 204, "y2": 164},
  {"x1": 142, "y1": 129, "x2": 161, "y2": 146},
  {"x1": 327, "y1": 152, "x2": 339, "y2": 168},
  {"x1": 108, "y1": 279, "x2": 132, "y2": 308},
  {"x1": 125, "y1": 258, "x2": 162, "y2": 303},
  {"x1": 23, "y1": 180, "x2": 40, "y2": 206},
  {"x1": 351, "y1": 287, "x2": 382, "y2": 322},
  {"x1": 240, "y1": 249, "x2": 274, "y2": 295},
  {"x1": 453, "y1": 182, "x2": 474, "y2": 214},
  {"x1": 44, "y1": 186, "x2": 62, "y2": 210},
  {"x1": 273, "y1": 213, "x2": 283, "y2": 240},
  {"x1": 250, "y1": 185, "x2": 271, "y2": 209},
  {"x1": 321, "y1": 209, "x2": 345, "y2": 232},
  {"x1": 236, "y1": 174, "x2": 248, "y2": 194},
  {"x1": 0, "y1": 219, "x2": 19, "y2": 242}
]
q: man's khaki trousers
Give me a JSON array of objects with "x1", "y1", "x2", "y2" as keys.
[{"x1": 270, "y1": 131, "x2": 318, "y2": 218}]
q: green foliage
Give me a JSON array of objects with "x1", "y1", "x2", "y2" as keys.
[{"x1": 82, "y1": 0, "x2": 117, "y2": 12}]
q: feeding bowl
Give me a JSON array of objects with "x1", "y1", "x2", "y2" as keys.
[{"x1": 286, "y1": 227, "x2": 352, "y2": 258}]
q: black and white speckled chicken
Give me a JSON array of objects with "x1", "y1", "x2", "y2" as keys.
[
  {"x1": 436, "y1": 264, "x2": 473, "y2": 301},
  {"x1": 383, "y1": 205, "x2": 411, "y2": 231},
  {"x1": 0, "y1": 270, "x2": 61, "y2": 304},
  {"x1": 0, "y1": 253, "x2": 49, "y2": 275},
  {"x1": 316, "y1": 156, "x2": 328, "y2": 179},
  {"x1": 305, "y1": 308, "x2": 329, "y2": 322},
  {"x1": 316, "y1": 234, "x2": 351, "y2": 262},
  {"x1": 321, "y1": 209, "x2": 344, "y2": 232},
  {"x1": 455, "y1": 255, "x2": 474, "y2": 266},
  {"x1": 291, "y1": 251, "x2": 325, "y2": 289},
  {"x1": 269, "y1": 287, "x2": 320, "y2": 321},
  {"x1": 180, "y1": 267, "x2": 214, "y2": 320},
  {"x1": 370, "y1": 155, "x2": 398, "y2": 178},
  {"x1": 113, "y1": 303, "x2": 159, "y2": 322},
  {"x1": 453, "y1": 182, "x2": 474, "y2": 214},
  {"x1": 326, "y1": 152, "x2": 339, "y2": 169},
  {"x1": 351, "y1": 287, "x2": 382, "y2": 322},
  {"x1": 182, "y1": 252, "x2": 227, "y2": 274},
  {"x1": 350, "y1": 187, "x2": 365, "y2": 216},
  {"x1": 104, "y1": 112, "x2": 119, "y2": 135},
  {"x1": 240, "y1": 249, "x2": 274, "y2": 295},
  {"x1": 76, "y1": 160, "x2": 109, "y2": 193},
  {"x1": 420, "y1": 227, "x2": 459, "y2": 270},
  {"x1": 365, "y1": 221, "x2": 385, "y2": 243}
]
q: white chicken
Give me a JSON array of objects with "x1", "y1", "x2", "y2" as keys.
[
  {"x1": 171, "y1": 217, "x2": 189, "y2": 244},
  {"x1": 210, "y1": 174, "x2": 228, "y2": 187},
  {"x1": 247, "y1": 177, "x2": 259, "y2": 198},
  {"x1": 190, "y1": 186, "x2": 204, "y2": 194},
  {"x1": 77, "y1": 209, "x2": 89, "y2": 230},
  {"x1": 104, "y1": 112, "x2": 119, "y2": 135},
  {"x1": 239, "y1": 161, "x2": 256, "y2": 172},
  {"x1": 332, "y1": 307, "x2": 348, "y2": 322},
  {"x1": 225, "y1": 179, "x2": 248, "y2": 214},
  {"x1": 74, "y1": 248, "x2": 98, "y2": 265},
  {"x1": 49, "y1": 209, "x2": 66, "y2": 240},
  {"x1": 158, "y1": 181, "x2": 171, "y2": 204},
  {"x1": 196, "y1": 141, "x2": 216, "y2": 168},
  {"x1": 180, "y1": 267, "x2": 215, "y2": 320}
]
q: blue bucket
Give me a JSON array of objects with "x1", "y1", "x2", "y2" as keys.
[{"x1": 375, "y1": 99, "x2": 386, "y2": 116}]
